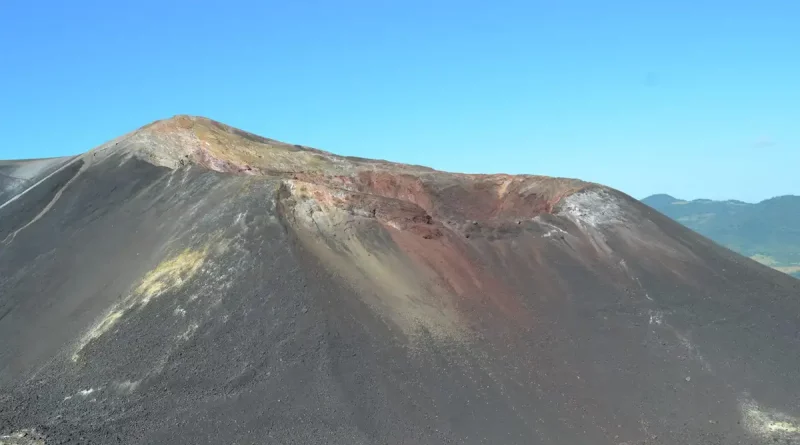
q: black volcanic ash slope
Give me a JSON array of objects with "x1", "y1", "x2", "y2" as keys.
[{"x1": 1, "y1": 116, "x2": 799, "y2": 445}]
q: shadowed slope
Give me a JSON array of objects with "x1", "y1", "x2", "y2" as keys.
[{"x1": 1, "y1": 116, "x2": 798, "y2": 444}]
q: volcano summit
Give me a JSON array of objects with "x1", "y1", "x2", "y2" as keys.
[{"x1": 1, "y1": 116, "x2": 798, "y2": 444}]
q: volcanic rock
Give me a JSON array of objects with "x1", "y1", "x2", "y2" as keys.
[{"x1": 1, "y1": 116, "x2": 798, "y2": 444}]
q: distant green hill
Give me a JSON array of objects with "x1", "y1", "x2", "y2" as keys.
[{"x1": 642, "y1": 194, "x2": 800, "y2": 278}]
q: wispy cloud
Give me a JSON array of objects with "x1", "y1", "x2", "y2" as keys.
[{"x1": 752, "y1": 137, "x2": 776, "y2": 148}]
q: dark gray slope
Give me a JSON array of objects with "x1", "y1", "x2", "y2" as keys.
[
  {"x1": 0, "y1": 154, "x2": 547, "y2": 444},
  {"x1": 0, "y1": 152, "x2": 798, "y2": 444},
  {"x1": 0, "y1": 157, "x2": 75, "y2": 206}
]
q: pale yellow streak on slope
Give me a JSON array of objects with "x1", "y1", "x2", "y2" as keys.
[
  {"x1": 740, "y1": 397, "x2": 800, "y2": 440},
  {"x1": 135, "y1": 249, "x2": 206, "y2": 305},
  {"x1": 72, "y1": 248, "x2": 208, "y2": 362}
]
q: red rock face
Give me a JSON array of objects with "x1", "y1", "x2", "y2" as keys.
[
  {"x1": 255, "y1": 146, "x2": 589, "y2": 336},
  {"x1": 355, "y1": 171, "x2": 434, "y2": 213}
]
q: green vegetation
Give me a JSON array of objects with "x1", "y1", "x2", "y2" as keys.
[{"x1": 643, "y1": 194, "x2": 800, "y2": 279}]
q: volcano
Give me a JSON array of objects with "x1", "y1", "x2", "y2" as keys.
[{"x1": 1, "y1": 116, "x2": 798, "y2": 444}]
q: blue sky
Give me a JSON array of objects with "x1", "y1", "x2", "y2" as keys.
[{"x1": 1, "y1": 0, "x2": 798, "y2": 201}]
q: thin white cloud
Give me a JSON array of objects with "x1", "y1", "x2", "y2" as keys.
[{"x1": 752, "y1": 137, "x2": 776, "y2": 148}]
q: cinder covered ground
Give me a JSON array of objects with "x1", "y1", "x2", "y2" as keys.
[{"x1": 1, "y1": 116, "x2": 798, "y2": 444}]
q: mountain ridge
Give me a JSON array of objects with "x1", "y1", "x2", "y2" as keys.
[
  {"x1": 92, "y1": 114, "x2": 586, "y2": 180},
  {"x1": 643, "y1": 193, "x2": 794, "y2": 206},
  {"x1": 642, "y1": 193, "x2": 800, "y2": 278}
]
